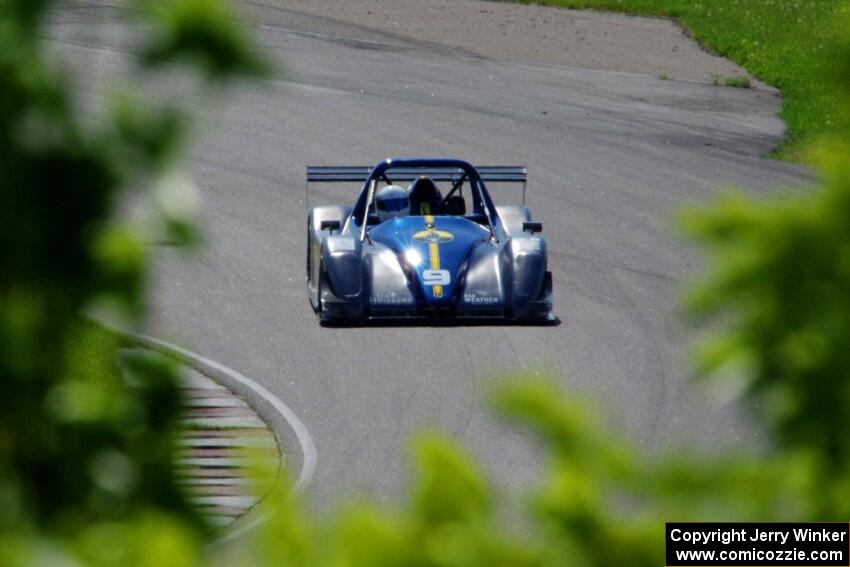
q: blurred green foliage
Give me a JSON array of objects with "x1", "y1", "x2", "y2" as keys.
[
  {"x1": 511, "y1": 0, "x2": 846, "y2": 160},
  {"x1": 676, "y1": 6, "x2": 850, "y2": 520},
  {"x1": 139, "y1": 0, "x2": 267, "y2": 79},
  {"x1": 223, "y1": 379, "x2": 805, "y2": 567},
  {"x1": 0, "y1": 0, "x2": 263, "y2": 564},
  {"x1": 3, "y1": 0, "x2": 850, "y2": 565},
  {"x1": 684, "y1": 149, "x2": 850, "y2": 455}
]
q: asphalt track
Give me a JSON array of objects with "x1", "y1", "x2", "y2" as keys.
[{"x1": 50, "y1": 2, "x2": 811, "y2": 515}]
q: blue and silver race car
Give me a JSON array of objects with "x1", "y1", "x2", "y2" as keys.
[{"x1": 306, "y1": 158, "x2": 553, "y2": 324}]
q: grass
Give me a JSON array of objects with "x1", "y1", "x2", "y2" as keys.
[
  {"x1": 721, "y1": 76, "x2": 751, "y2": 89},
  {"x1": 508, "y1": 0, "x2": 846, "y2": 159},
  {"x1": 711, "y1": 74, "x2": 750, "y2": 88}
]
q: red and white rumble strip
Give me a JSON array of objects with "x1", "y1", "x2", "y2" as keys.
[{"x1": 175, "y1": 365, "x2": 280, "y2": 528}]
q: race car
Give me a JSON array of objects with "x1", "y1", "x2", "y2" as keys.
[{"x1": 305, "y1": 158, "x2": 553, "y2": 324}]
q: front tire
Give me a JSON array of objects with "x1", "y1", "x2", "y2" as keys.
[{"x1": 316, "y1": 259, "x2": 335, "y2": 326}]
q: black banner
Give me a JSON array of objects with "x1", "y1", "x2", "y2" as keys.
[{"x1": 666, "y1": 523, "x2": 850, "y2": 566}]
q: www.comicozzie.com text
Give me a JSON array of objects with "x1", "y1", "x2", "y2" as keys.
[{"x1": 670, "y1": 527, "x2": 847, "y2": 546}]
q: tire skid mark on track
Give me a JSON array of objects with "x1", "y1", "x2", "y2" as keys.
[{"x1": 608, "y1": 271, "x2": 670, "y2": 444}]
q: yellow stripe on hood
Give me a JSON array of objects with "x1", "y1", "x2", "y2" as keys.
[{"x1": 424, "y1": 216, "x2": 442, "y2": 297}]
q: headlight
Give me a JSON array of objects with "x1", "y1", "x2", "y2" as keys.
[{"x1": 404, "y1": 248, "x2": 423, "y2": 267}]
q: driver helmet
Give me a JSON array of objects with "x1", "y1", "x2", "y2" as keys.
[{"x1": 375, "y1": 185, "x2": 410, "y2": 222}]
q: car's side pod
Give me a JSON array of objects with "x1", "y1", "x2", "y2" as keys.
[
  {"x1": 507, "y1": 234, "x2": 549, "y2": 320},
  {"x1": 320, "y1": 233, "x2": 364, "y2": 320},
  {"x1": 497, "y1": 206, "x2": 552, "y2": 321},
  {"x1": 307, "y1": 206, "x2": 359, "y2": 319}
]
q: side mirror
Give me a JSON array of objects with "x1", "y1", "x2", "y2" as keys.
[
  {"x1": 522, "y1": 221, "x2": 542, "y2": 234},
  {"x1": 321, "y1": 220, "x2": 341, "y2": 232}
]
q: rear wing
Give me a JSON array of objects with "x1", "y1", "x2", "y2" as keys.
[{"x1": 306, "y1": 165, "x2": 527, "y2": 207}]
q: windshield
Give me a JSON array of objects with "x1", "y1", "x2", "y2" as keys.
[{"x1": 350, "y1": 160, "x2": 501, "y2": 244}]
